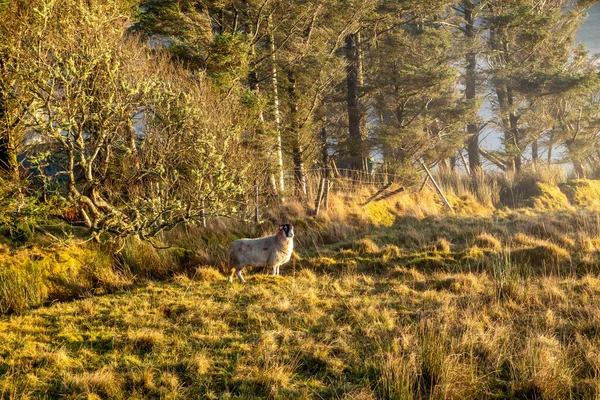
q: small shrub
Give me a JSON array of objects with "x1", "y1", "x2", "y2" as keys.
[{"x1": 119, "y1": 237, "x2": 182, "y2": 279}]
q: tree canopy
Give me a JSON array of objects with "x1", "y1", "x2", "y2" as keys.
[{"x1": 1, "y1": 0, "x2": 599, "y2": 236}]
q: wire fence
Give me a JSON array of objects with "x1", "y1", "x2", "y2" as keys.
[{"x1": 243, "y1": 166, "x2": 414, "y2": 224}]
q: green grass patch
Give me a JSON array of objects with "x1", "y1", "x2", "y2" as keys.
[{"x1": 559, "y1": 179, "x2": 600, "y2": 208}]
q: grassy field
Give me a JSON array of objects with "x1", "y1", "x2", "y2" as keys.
[{"x1": 4, "y1": 176, "x2": 600, "y2": 398}]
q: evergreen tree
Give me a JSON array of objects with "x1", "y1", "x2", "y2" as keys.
[
  {"x1": 482, "y1": 0, "x2": 595, "y2": 172},
  {"x1": 368, "y1": 1, "x2": 474, "y2": 177}
]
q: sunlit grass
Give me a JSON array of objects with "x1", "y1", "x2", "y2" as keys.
[
  {"x1": 5, "y1": 177, "x2": 600, "y2": 397},
  {"x1": 3, "y1": 261, "x2": 600, "y2": 398}
]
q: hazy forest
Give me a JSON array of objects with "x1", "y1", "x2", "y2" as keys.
[{"x1": 3, "y1": 0, "x2": 600, "y2": 398}]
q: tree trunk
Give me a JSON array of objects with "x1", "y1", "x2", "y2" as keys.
[
  {"x1": 357, "y1": 32, "x2": 369, "y2": 169},
  {"x1": 531, "y1": 139, "x2": 538, "y2": 163},
  {"x1": 127, "y1": 121, "x2": 140, "y2": 170},
  {"x1": 345, "y1": 33, "x2": 362, "y2": 171},
  {"x1": 573, "y1": 160, "x2": 585, "y2": 178},
  {"x1": 463, "y1": 0, "x2": 481, "y2": 173},
  {"x1": 250, "y1": 70, "x2": 279, "y2": 198},
  {"x1": 489, "y1": 22, "x2": 521, "y2": 173},
  {"x1": 269, "y1": 23, "x2": 285, "y2": 194},
  {"x1": 0, "y1": 72, "x2": 19, "y2": 180},
  {"x1": 439, "y1": 157, "x2": 456, "y2": 174},
  {"x1": 287, "y1": 69, "x2": 306, "y2": 197},
  {"x1": 507, "y1": 88, "x2": 521, "y2": 172},
  {"x1": 321, "y1": 125, "x2": 328, "y2": 168},
  {"x1": 547, "y1": 132, "x2": 554, "y2": 164},
  {"x1": 494, "y1": 83, "x2": 521, "y2": 172}
]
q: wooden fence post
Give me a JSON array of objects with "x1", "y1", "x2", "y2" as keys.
[
  {"x1": 255, "y1": 180, "x2": 260, "y2": 225},
  {"x1": 324, "y1": 179, "x2": 331, "y2": 210},
  {"x1": 420, "y1": 160, "x2": 454, "y2": 213},
  {"x1": 315, "y1": 177, "x2": 326, "y2": 216},
  {"x1": 459, "y1": 149, "x2": 471, "y2": 175},
  {"x1": 419, "y1": 175, "x2": 430, "y2": 192}
]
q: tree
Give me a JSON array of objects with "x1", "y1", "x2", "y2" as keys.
[
  {"x1": 0, "y1": 0, "x2": 32, "y2": 180},
  {"x1": 482, "y1": 0, "x2": 593, "y2": 172},
  {"x1": 456, "y1": 0, "x2": 485, "y2": 173},
  {"x1": 545, "y1": 53, "x2": 600, "y2": 176},
  {"x1": 7, "y1": 0, "x2": 250, "y2": 237},
  {"x1": 369, "y1": 1, "x2": 473, "y2": 177}
]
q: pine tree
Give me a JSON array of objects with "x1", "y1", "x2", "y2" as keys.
[
  {"x1": 482, "y1": 0, "x2": 595, "y2": 172},
  {"x1": 368, "y1": 1, "x2": 473, "y2": 177}
]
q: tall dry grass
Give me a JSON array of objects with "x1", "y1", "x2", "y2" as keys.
[{"x1": 1, "y1": 165, "x2": 599, "y2": 315}]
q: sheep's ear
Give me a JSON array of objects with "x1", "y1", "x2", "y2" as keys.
[{"x1": 279, "y1": 225, "x2": 284, "y2": 230}]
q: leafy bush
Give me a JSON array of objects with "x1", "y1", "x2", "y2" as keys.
[{"x1": 0, "y1": 178, "x2": 49, "y2": 244}]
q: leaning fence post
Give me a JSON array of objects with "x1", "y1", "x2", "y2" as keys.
[
  {"x1": 459, "y1": 149, "x2": 471, "y2": 175},
  {"x1": 420, "y1": 160, "x2": 454, "y2": 213}
]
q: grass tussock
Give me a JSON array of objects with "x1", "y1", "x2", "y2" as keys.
[
  {"x1": 501, "y1": 176, "x2": 570, "y2": 210},
  {"x1": 352, "y1": 238, "x2": 380, "y2": 255},
  {"x1": 193, "y1": 266, "x2": 226, "y2": 282},
  {"x1": 0, "y1": 245, "x2": 131, "y2": 314},
  {"x1": 559, "y1": 179, "x2": 600, "y2": 208},
  {"x1": 474, "y1": 233, "x2": 502, "y2": 251}
]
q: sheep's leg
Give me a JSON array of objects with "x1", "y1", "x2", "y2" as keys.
[
  {"x1": 229, "y1": 268, "x2": 236, "y2": 283},
  {"x1": 236, "y1": 268, "x2": 246, "y2": 283},
  {"x1": 276, "y1": 265, "x2": 281, "y2": 276},
  {"x1": 271, "y1": 265, "x2": 277, "y2": 276}
]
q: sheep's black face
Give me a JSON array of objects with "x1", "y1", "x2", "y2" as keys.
[{"x1": 279, "y1": 224, "x2": 294, "y2": 238}]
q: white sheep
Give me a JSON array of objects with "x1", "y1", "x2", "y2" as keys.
[{"x1": 228, "y1": 224, "x2": 294, "y2": 283}]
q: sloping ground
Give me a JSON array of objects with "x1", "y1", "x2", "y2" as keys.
[
  {"x1": 5, "y1": 179, "x2": 600, "y2": 397},
  {"x1": 559, "y1": 179, "x2": 600, "y2": 207},
  {"x1": 2, "y1": 178, "x2": 600, "y2": 315},
  {"x1": 501, "y1": 178, "x2": 600, "y2": 211},
  {"x1": 2, "y1": 266, "x2": 600, "y2": 398},
  {"x1": 2, "y1": 205, "x2": 600, "y2": 398}
]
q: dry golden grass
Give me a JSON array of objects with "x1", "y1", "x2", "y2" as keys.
[
  {"x1": 6, "y1": 176, "x2": 600, "y2": 398},
  {"x1": 3, "y1": 261, "x2": 600, "y2": 398},
  {"x1": 474, "y1": 232, "x2": 502, "y2": 251}
]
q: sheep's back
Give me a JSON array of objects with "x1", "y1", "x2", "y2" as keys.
[{"x1": 229, "y1": 237, "x2": 273, "y2": 267}]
